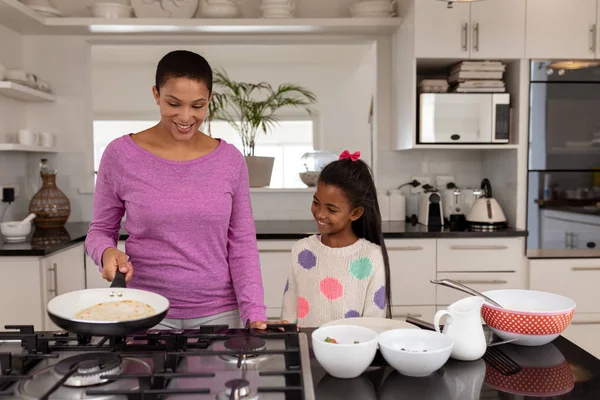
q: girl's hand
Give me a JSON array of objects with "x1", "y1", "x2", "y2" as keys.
[{"x1": 101, "y1": 247, "x2": 133, "y2": 283}]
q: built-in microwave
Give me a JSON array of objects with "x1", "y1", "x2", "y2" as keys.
[{"x1": 418, "y1": 93, "x2": 510, "y2": 144}]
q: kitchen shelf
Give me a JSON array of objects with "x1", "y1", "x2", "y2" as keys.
[
  {"x1": 0, "y1": 0, "x2": 401, "y2": 36},
  {"x1": 0, "y1": 144, "x2": 59, "y2": 153},
  {"x1": 0, "y1": 81, "x2": 56, "y2": 102}
]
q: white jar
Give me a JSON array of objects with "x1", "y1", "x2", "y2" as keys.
[
  {"x1": 377, "y1": 190, "x2": 390, "y2": 221},
  {"x1": 388, "y1": 189, "x2": 406, "y2": 221}
]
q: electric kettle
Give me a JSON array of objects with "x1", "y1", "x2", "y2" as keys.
[{"x1": 466, "y1": 179, "x2": 507, "y2": 231}]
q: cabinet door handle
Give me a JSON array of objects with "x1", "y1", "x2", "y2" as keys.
[
  {"x1": 450, "y1": 245, "x2": 508, "y2": 250},
  {"x1": 572, "y1": 267, "x2": 600, "y2": 271},
  {"x1": 392, "y1": 313, "x2": 423, "y2": 318},
  {"x1": 455, "y1": 279, "x2": 508, "y2": 285},
  {"x1": 388, "y1": 246, "x2": 424, "y2": 251},
  {"x1": 473, "y1": 22, "x2": 479, "y2": 51},
  {"x1": 590, "y1": 24, "x2": 597, "y2": 52},
  {"x1": 48, "y1": 263, "x2": 58, "y2": 295},
  {"x1": 461, "y1": 23, "x2": 468, "y2": 51}
]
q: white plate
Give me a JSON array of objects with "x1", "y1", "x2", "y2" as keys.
[{"x1": 320, "y1": 317, "x2": 420, "y2": 334}]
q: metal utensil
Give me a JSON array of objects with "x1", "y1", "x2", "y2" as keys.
[
  {"x1": 430, "y1": 279, "x2": 504, "y2": 308},
  {"x1": 405, "y1": 316, "x2": 518, "y2": 347}
]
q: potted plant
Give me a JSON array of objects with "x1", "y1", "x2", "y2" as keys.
[{"x1": 207, "y1": 69, "x2": 317, "y2": 187}]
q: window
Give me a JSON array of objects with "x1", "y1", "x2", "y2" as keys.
[{"x1": 93, "y1": 119, "x2": 315, "y2": 189}]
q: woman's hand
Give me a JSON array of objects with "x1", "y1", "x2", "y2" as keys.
[
  {"x1": 101, "y1": 247, "x2": 133, "y2": 283},
  {"x1": 250, "y1": 320, "x2": 295, "y2": 330}
]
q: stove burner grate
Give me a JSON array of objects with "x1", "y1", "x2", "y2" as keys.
[{"x1": 53, "y1": 353, "x2": 123, "y2": 387}]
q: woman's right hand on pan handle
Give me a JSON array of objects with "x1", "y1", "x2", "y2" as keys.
[{"x1": 101, "y1": 247, "x2": 133, "y2": 283}]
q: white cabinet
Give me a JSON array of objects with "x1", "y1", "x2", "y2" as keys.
[
  {"x1": 257, "y1": 240, "x2": 295, "y2": 320},
  {"x1": 388, "y1": 239, "x2": 436, "y2": 306},
  {"x1": 435, "y1": 238, "x2": 527, "y2": 307},
  {"x1": 0, "y1": 257, "x2": 45, "y2": 330},
  {"x1": 413, "y1": 0, "x2": 525, "y2": 58},
  {"x1": 526, "y1": 0, "x2": 598, "y2": 59},
  {"x1": 414, "y1": 0, "x2": 471, "y2": 58},
  {"x1": 0, "y1": 243, "x2": 86, "y2": 331},
  {"x1": 469, "y1": 0, "x2": 526, "y2": 59},
  {"x1": 43, "y1": 245, "x2": 86, "y2": 330},
  {"x1": 530, "y1": 257, "x2": 600, "y2": 358}
]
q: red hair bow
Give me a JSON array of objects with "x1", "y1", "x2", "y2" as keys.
[{"x1": 339, "y1": 150, "x2": 360, "y2": 161}]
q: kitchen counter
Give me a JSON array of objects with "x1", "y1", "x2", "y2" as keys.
[
  {"x1": 305, "y1": 327, "x2": 600, "y2": 399},
  {"x1": 0, "y1": 220, "x2": 528, "y2": 257}
]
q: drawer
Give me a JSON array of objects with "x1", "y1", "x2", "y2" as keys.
[
  {"x1": 435, "y1": 271, "x2": 526, "y2": 306},
  {"x1": 388, "y1": 239, "x2": 436, "y2": 306},
  {"x1": 562, "y1": 313, "x2": 600, "y2": 359},
  {"x1": 530, "y1": 258, "x2": 600, "y2": 313},
  {"x1": 437, "y1": 238, "x2": 524, "y2": 272},
  {"x1": 391, "y1": 306, "x2": 435, "y2": 325}
]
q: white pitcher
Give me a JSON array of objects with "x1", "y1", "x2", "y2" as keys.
[{"x1": 433, "y1": 296, "x2": 486, "y2": 361}]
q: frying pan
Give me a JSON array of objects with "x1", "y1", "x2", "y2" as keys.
[{"x1": 47, "y1": 270, "x2": 170, "y2": 336}]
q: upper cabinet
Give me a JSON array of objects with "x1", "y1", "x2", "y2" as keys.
[
  {"x1": 526, "y1": 0, "x2": 598, "y2": 59},
  {"x1": 413, "y1": 0, "x2": 526, "y2": 59}
]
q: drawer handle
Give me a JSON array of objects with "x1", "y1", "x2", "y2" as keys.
[
  {"x1": 572, "y1": 321, "x2": 600, "y2": 325},
  {"x1": 388, "y1": 246, "x2": 424, "y2": 251},
  {"x1": 455, "y1": 280, "x2": 508, "y2": 285},
  {"x1": 450, "y1": 245, "x2": 508, "y2": 250},
  {"x1": 48, "y1": 264, "x2": 58, "y2": 295},
  {"x1": 392, "y1": 313, "x2": 423, "y2": 318},
  {"x1": 572, "y1": 267, "x2": 600, "y2": 271}
]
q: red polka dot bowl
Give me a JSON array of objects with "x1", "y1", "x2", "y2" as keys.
[{"x1": 480, "y1": 289, "x2": 576, "y2": 346}]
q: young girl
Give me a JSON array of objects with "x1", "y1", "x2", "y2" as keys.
[{"x1": 281, "y1": 150, "x2": 392, "y2": 326}]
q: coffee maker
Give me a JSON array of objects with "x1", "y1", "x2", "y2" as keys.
[{"x1": 418, "y1": 189, "x2": 444, "y2": 226}]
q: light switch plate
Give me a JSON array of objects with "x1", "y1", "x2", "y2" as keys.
[{"x1": 410, "y1": 176, "x2": 432, "y2": 194}]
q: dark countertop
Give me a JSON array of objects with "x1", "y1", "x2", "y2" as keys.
[
  {"x1": 0, "y1": 220, "x2": 528, "y2": 257},
  {"x1": 304, "y1": 327, "x2": 600, "y2": 399}
]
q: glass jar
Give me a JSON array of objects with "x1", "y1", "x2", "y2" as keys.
[{"x1": 298, "y1": 151, "x2": 338, "y2": 187}]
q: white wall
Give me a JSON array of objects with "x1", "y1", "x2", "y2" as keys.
[
  {"x1": 0, "y1": 25, "x2": 28, "y2": 221},
  {"x1": 3, "y1": 33, "x2": 496, "y2": 224},
  {"x1": 91, "y1": 43, "x2": 374, "y2": 166}
]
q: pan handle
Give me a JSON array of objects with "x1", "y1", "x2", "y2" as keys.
[{"x1": 110, "y1": 270, "x2": 127, "y2": 289}]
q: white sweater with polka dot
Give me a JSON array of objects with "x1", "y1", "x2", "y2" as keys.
[{"x1": 281, "y1": 235, "x2": 387, "y2": 327}]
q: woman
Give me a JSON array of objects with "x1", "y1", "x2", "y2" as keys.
[{"x1": 85, "y1": 50, "x2": 277, "y2": 330}]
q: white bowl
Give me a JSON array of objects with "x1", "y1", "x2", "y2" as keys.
[
  {"x1": 1, "y1": 221, "x2": 32, "y2": 240},
  {"x1": 312, "y1": 325, "x2": 378, "y2": 379},
  {"x1": 377, "y1": 329, "x2": 453, "y2": 377}
]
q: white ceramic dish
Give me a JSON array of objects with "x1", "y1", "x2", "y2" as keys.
[
  {"x1": 312, "y1": 325, "x2": 378, "y2": 379},
  {"x1": 1, "y1": 221, "x2": 32, "y2": 239},
  {"x1": 319, "y1": 317, "x2": 420, "y2": 335},
  {"x1": 377, "y1": 329, "x2": 453, "y2": 377}
]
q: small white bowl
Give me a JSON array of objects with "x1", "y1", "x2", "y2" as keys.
[
  {"x1": 377, "y1": 329, "x2": 453, "y2": 377},
  {"x1": 312, "y1": 325, "x2": 378, "y2": 379},
  {"x1": 1, "y1": 221, "x2": 32, "y2": 241}
]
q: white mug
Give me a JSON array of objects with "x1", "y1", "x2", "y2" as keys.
[
  {"x1": 39, "y1": 131, "x2": 54, "y2": 147},
  {"x1": 18, "y1": 129, "x2": 37, "y2": 146}
]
